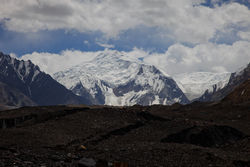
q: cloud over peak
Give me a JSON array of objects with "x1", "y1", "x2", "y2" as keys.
[
  {"x1": 1, "y1": 0, "x2": 250, "y2": 74},
  {"x1": 1, "y1": 0, "x2": 250, "y2": 44},
  {"x1": 22, "y1": 41, "x2": 250, "y2": 76}
]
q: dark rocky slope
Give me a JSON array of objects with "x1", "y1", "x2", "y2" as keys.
[
  {"x1": 198, "y1": 63, "x2": 250, "y2": 102},
  {"x1": 0, "y1": 79, "x2": 249, "y2": 166},
  {"x1": 0, "y1": 52, "x2": 91, "y2": 107},
  {"x1": 221, "y1": 79, "x2": 250, "y2": 105},
  {"x1": 161, "y1": 125, "x2": 246, "y2": 147},
  {"x1": 0, "y1": 81, "x2": 35, "y2": 107}
]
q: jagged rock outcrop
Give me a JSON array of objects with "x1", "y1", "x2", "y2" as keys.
[
  {"x1": 197, "y1": 63, "x2": 250, "y2": 102},
  {"x1": 0, "y1": 52, "x2": 90, "y2": 106}
]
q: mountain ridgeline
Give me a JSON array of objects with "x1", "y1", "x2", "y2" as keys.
[
  {"x1": 0, "y1": 51, "x2": 249, "y2": 108},
  {"x1": 54, "y1": 51, "x2": 189, "y2": 106},
  {"x1": 197, "y1": 63, "x2": 250, "y2": 102},
  {"x1": 173, "y1": 72, "x2": 231, "y2": 101},
  {"x1": 0, "y1": 52, "x2": 90, "y2": 107}
]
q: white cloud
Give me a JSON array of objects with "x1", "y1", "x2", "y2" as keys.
[
  {"x1": 238, "y1": 31, "x2": 250, "y2": 41},
  {"x1": 143, "y1": 41, "x2": 250, "y2": 75},
  {"x1": 83, "y1": 40, "x2": 89, "y2": 45},
  {"x1": 1, "y1": 0, "x2": 250, "y2": 44},
  {"x1": 96, "y1": 42, "x2": 115, "y2": 49},
  {"x1": 21, "y1": 41, "x2": 250, "y2": 76},
  {"x1": 21, "y1": 50, "x2": 100, "y2": 74}
]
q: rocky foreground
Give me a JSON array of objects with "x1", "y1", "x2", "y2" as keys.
[{"x1": 0, "y1": 80, "x2": 249, "y2": 167}]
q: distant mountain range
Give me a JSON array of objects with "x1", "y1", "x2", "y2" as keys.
[
  {"x1": 0, "y1": 51, "x2": 249, "y2": 108},
  {"x1": 197, "y1": 63, "x2": 250, "y2": 102},
  {"x1": 0, "y1": 52, "x2": 90, "y2": 108},
  {"x1": 54, "y1": 51, "x2": 189, "y2": 106},
  {"x1": 173, "y1": 72, "x2": 231, "y2": 100}
]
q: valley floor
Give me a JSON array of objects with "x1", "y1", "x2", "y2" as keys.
[{"x1": 0, "y1": 102, "x2": 249, "y2": 167}]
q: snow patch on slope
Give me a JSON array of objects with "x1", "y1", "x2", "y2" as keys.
[
  {"x1": 174, "y1": 72, "x2": 231, "y2": 100},
  {"x1": 235, "y1": 63, "x2": 249, "y2": 77},
  {"x1": 54, "y1": 50, "x2": 188, "y2": 106},
  {"x1": 0, "y1": 53, "x2": 41, "y2": 83}
]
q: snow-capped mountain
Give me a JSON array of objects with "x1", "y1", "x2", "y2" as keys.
[
  {"x1": 0, "y1": 52, "x2": 88, "y2": 106},
  {"x1": 198, "y1": 63, "x2": 250, "y2": 102},
  {"x1": 54, "y1": 50, "x2": 189, "y2": 106},
  {"x1": 173, "y1": 72, "x2": 231, "y2": 100}
]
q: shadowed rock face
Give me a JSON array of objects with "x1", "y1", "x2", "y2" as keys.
[
  {"x1": 0, "y1": 81, "x2": 35, "y2": 107},
  {"x1": 72, "y1": 81, "x2": 106, "y2": 105},
  {"x1": 197, "y1": 63, "x2": 250, "y2": 102},
  {"x1": 0, "y1": 52, "x2": 90, "y2": 106},
  {"x1": 222, "y1": 79, "x2": 250, "y2": 105},
  {"x1": 161, "y1": 125, "x2": 246, "y2": 147},
  {"x1": 112, "y1": 66, "x2": 189, "y2": 105}
]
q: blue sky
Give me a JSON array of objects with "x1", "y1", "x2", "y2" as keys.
[
  {"x1": 201, "y1": 0, "x2": 250, "y2": 8},
  {"x1": 0, "y1": 0, "x2": 248, "y2": 56},
  {"x1": 0, "y1": 23, "x2": 176, "y2": 55},
  {"x1": 0, "y1": 0, "x2": 250, "y2": 75},
  {"x1": 0, "y1": 26, "x2": 104, "y2": 55}
]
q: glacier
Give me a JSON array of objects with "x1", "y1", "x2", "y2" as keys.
[
  {"x1": 173, "y1": 72, "x2": 231, "y2": 100},
  {"x1": 54, "y1": 50, "x2": 189, "y2": 106}
]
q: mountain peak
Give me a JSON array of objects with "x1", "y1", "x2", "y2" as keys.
[
  {"x1": 54, "y1": 52, "x2": 189, "y2": 106},
  {"x1": 0, "y1": 51, "x2": 88, "y2": 106},
  {"x1": 0, "y1": 52, "x2": 41, "y2": 83},
  {"x1": 92, "y1": 50, "x2": 122, "y2": 61}
]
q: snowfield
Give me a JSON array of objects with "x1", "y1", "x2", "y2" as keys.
[
  {"x1": 54, "y1": 50, "x2": 189, "y2": 106},
  {"x1": 173, "y1": 72, "x2": 231, "y2": 100}
]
